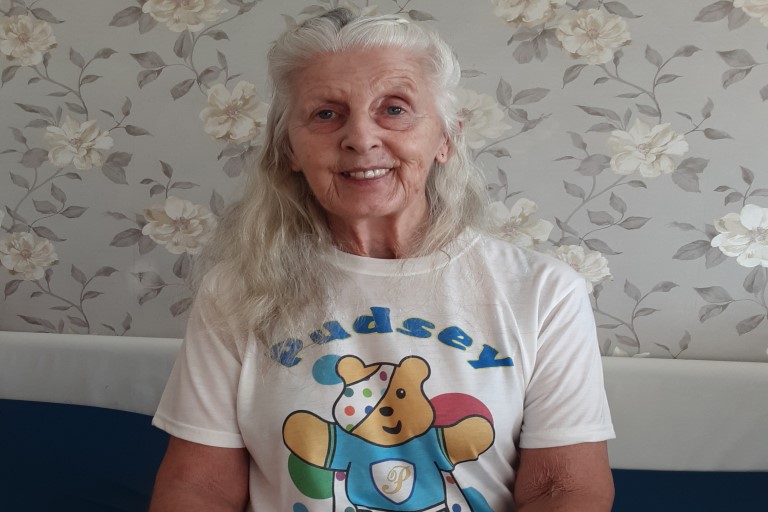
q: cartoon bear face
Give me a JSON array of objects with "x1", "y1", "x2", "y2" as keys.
[{"x1": 333, "y1": 355, "x2": 434, "y2": 447}]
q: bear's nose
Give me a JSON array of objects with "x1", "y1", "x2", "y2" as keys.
[{"x1": 379, "y1": 406, "x2": 393, "y2": 417}]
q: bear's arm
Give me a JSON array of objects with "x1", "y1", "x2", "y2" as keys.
[
  {"x1": 443, "y1": 416, "x2": 494, "y2": 465},
  {"x1": 283, "y1": 411, "x2": 334, "y2": 467}
]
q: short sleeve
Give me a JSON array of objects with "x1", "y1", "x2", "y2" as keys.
[
  {"x1": 152, "y1": 294, "x2": 246, "y2": 448},
  {"x1": 519, "y1": 273, "x2": 615, "y2": 449},
  {"x1": 328, "y1": 424, "x2": 351, "y2": 471}
]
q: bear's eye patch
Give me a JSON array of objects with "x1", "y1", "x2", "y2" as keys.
[{"x1": 396, "y1": 388, "x2": 406, "y2": 399}]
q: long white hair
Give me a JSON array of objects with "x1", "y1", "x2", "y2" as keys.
[{"x1": 193, "y1": 8, "x2": 490, "y2": 350}]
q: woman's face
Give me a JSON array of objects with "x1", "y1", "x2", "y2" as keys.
[{"x1": 286, "y1": 47, "x2": 450, "y2": 231}]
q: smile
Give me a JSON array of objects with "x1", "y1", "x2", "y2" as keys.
[
  {"x1": 382, "y1": 421, "x2": 402, "y2": 435},
  {"x1": 342, "y1": 168, "x2": 392, "y2": 180}
]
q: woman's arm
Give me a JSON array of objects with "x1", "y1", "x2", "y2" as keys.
[
  {"x1": 514, "y1": 441, "x2": 614, "y2": 512},
  {"x1": 149, "y1": 436, "x2": 250, "y2": 512}
]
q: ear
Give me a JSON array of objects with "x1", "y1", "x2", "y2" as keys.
[
  {"x1": 337, "y1": 355, "x2": 378, "y2": 385},
  {"x1": 282, "y1": 130, "x2": 301, "y2": 172},
  {"x1": 398, "y1": 356, "x2": 430, "y2": 384},
  {"x1": 435, "y1": 132, "x2": 451, "y2": 164},
  {"x1": 287, "y1": 147, "x2": 302, "y2": 172}
]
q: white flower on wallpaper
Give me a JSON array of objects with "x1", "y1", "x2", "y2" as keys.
[
  {"x1": 142, "y1": 0, "x2": 227, "y2": 33},
  {"x1": 142, "y1": 196, "x2": 216, "y2": 255},
  {"x1": 556, "y1": 9, "x2": 631, "y2": 65},
  {"x1": 0, "y1": 232, "x2": 58, "y2": 281},
  {"x1": 456, "y1": 88, "x2": 512, "y2": 149},
  {"x1": 491, "y1": 0, "x2": 566, "y2": 27},
  {"x1": 607, "y1": 119, "x2": 689, "y2": 178},
  {"x1": 44, "y1": 116, "x2": 115, "y2": 171},
  {"x1": 200, "y1": 81, "x2": 269, "y2": 144},
  {"x1": 0, "y1": 14, "x2": 57, "y2": 66},
  {"x1": 734, "y1": 0, "x2": 768, "y2": 27},
  {"x1": 490, "y1": 198, "x2": 554, "y2": 248},
  {"x1": 711, "y1": 204, "x2": 768, "y2": 268},
  {"x1": 551, "y1": 244, "x2": 612, "y2": 293}
]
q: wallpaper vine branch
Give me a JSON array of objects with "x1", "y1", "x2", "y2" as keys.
[{"x1": 1, "y1": 0, "x2": 767, "y2": 361}]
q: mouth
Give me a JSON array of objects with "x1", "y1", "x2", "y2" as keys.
[
  {"x1": 382, "y1": 421, "x2": 402, "y2": 435},
  {"x1": 341, "y1": 168, "x2": 392, "y2": 180}
]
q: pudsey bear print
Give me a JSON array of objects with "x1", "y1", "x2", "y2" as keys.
[{"x1": 283, "y1": 355, "x2": 494, "y2": 511}]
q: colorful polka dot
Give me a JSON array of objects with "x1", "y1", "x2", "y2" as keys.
[
  {"x1": 311, "y1": 355, "x2": 343, "y2": 385},
  {"x1": 293, "y1": 504, "x2": 309, "y2": 512},
  {"x1": 344, "y1": 405, "x2": 355, "y2": 416},
  {"x1": 344, "y1": 388, "x2": 354, "y2": 397},
  {"x1": 345, "y1": 424, "x2": 354, "y2": 431},
  {"x1": 287, "y1": 454, "x2": 333, "y2": 500},
  {"x1": 345, "y1": 508, "x2": 355, "y2": 512},
  {"x1": 362, "y1": 388, "x2": 373, "y2": 398},
  {"x1": 335, "y1": 472, "x2": 346, "y2": 481},
  {"x1": 379, "y1": 371, "x2": 388, "y2": 381},
  {"x1": 451, "y1": 505, "x2": 462, "y2": 512},
  {"x1": 364, "y1": 405, "x2": 373, "y2": 414},
  {"x1": 445, "y1": 475, "x2": 456, "y2": 484}
]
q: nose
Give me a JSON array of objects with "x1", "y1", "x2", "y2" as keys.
[
  {"x1": 341, "y1": 111, "x2": 381, "y2": 154},
  {"x1": 379, "y1": 406, "x2": 393, "y2": 417}
]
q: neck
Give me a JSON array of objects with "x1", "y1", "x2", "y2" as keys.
[{"x1": 328, "y1": 207, "x2": 429, "y2": 259}]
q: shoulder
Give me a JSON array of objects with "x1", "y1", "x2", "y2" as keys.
[
  {"x1": 469, "y1": 233, "x2": 586, "y2": 294},
  {"x1": 184, "y1": 265, "x2": 255, "y2": 359}
]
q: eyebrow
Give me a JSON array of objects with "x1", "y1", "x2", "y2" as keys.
[{"x1": 378, "y1": 75, "x2": 419, "y2": 95}]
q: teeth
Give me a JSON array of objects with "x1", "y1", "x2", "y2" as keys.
[{"x1": 345, "y1": 168, "x2": 390, "y2": 180}]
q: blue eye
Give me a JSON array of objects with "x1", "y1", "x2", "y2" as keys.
[
  {"x1": 316, "y1": 110, "x2": 335, "y2": 120},
  {"x1": 386, "y1": 106, "x2": 405, "y2": 115}
]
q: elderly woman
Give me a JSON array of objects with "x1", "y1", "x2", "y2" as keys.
[{"x1": 150, "y1": 8, "x2": 615, "y2": 512}]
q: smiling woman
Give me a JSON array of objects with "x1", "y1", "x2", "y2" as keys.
[
  {"x1": 286, "y1": 47, "x2": 450, "y2": 256},
  {"x1": 148, "y1": 8, "x2": 615, "y2": 512}
]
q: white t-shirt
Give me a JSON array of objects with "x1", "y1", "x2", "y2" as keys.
[{"x1": 153, "y1": 232, "x2": 614, "y2": 512}]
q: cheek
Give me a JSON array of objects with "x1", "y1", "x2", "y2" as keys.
[
  {"x1": 289, "y1": 140, "x2": 322, "y2": 173},
  {"x1": 400, "y1": 148, "x2": 438, "y2": 184},
  {"x1": 398, "y1": 140, "x2": 438, "y2": 166},
  {"x1": 290, "y1": 129, "x2": 338, "y2": 167},
  {"x1": 401, "y1": 128, "x2": 450, "y2": 167}
]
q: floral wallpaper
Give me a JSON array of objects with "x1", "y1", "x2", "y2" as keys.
[{"x1": 1, "y1": 0, "x2": 767, "y2": 362}]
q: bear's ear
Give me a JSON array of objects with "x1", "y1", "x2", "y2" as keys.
[
  {"x1": 337, "y1": 355, "x2": 378, "y2": 385},
  {"x1": 398, "y1": 356, "x2": 431, "y2": 384}
]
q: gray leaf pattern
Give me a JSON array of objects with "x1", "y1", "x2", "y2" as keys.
[{"x1": 0, "y1": 1, "x2": 766, "y2": 359}]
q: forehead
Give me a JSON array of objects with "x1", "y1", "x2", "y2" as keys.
[{"x1": 290, "y1": 47, "x2": 432, "y2": 99}]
